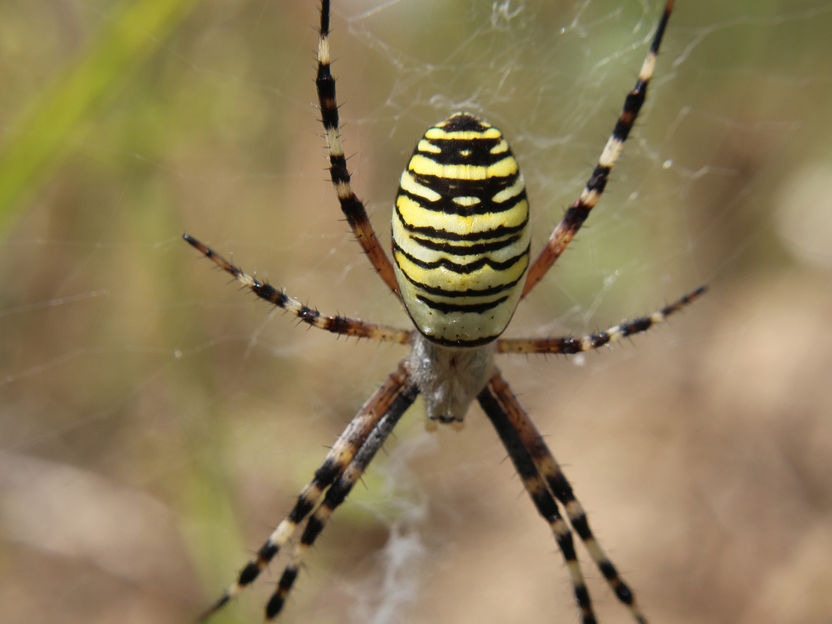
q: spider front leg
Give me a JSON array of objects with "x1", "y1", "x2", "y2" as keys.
[
  {"x1": 198, "y1": 361, "x2": 416, "y2": 621},
  {"x1": 264, "y1": 375, "x2": 419, "y2": 619},
  {"x1": 497, "y1": 286, "x2": 706, "y2": 354},
  {"x1": 478, "y1": 374, "x2": 598, "y2": 623},
  {"x1": 522, "y1": 0, "x2": 675, "y2": 299},
  {"x1": 479, "y1": 371, "x2": 647, "y2": 624}
]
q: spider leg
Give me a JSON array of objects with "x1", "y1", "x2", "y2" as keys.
[
  {"x1": 184, "y1": 234, "x2": 412, "y2": 344},
  {"x1": 198, "y1": 361, "x2": 415, "y2": 621},
  {"x1": 264, "y1": 374, "x2": 420, "y2": 620},
  {"x1": 522, "y1": 0, "x2": 674, "y2": 299},
  {"x1": 478, "y1": 371, "x2": 598, "y2": 624},
  {"x1": 317, "y1": 0, "x2": 401, "y2": 298},
  {"x1": 480, "y1": 371, "x2": 648, "y2": 624},
  {"x1": 497, "y1": 285, "x2": 705, "y2": 354}
]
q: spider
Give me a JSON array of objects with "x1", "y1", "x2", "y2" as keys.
[{"x1": 184, "y1": 0, "x2": 704, "y2": 622}]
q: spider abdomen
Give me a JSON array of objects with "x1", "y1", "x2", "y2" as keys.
[{"x1": 392, "y1": 112, "x2": 530, "y2": 346}]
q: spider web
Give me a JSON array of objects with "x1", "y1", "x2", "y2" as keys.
[{"x1": 2, "y1": 1, "x2": 832, "y2": 623}]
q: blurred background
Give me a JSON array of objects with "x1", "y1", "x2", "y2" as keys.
[{"x1": 1, "y1": 1, "x2": 831, "y2": 623}]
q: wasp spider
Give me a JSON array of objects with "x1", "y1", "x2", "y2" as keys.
[{"x1": 185, "y1": 0, "x2": 704, "y2": 621}]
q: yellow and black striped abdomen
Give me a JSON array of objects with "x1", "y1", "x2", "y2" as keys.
[{"x1": 392, "y1": 112, "x2": 530, "y2": 346}]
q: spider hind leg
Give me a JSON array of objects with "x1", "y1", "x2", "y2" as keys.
[
  {"x1": 183, "y1": 234, "x2": 412, "y2": 345},
  {"x1": 522, "y1": 0, "x2": 675, "y2": 299},
  {"x1": 317, "y1": 0, "x2": 401, "y2": 297},
  {"x1": 497, "y1": 286, "x2": 706, "y2": 354}
]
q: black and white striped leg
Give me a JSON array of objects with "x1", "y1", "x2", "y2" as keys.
[
  {"x1": 478, "y1": 373, "x2": 598, "y2": 624},
  {"x1": 482, "y1": 371, "x2": 648, "y2": 624},
  {"x1": 498, "y1": 285, "x2": 705, "y2": 354},
  {"x1": 264, "y1": 374, "x2": 420, "y2": 620},
  {"x1": 317, "y1": 0, "x2": 401, "y2": 297},
  {"x1": 522, "y1": 0, "x2": 675, "y2": 298},
  {"x1": 198, "y1": 361, "x2": 415, "y2": 621},
  {"x1": 184, "y1": 234, "x2": 412, "y2": 345}
]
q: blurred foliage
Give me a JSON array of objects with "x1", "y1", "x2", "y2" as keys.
[{"x1": 0, "y1": 0, "x2": 199, "y2": 234}]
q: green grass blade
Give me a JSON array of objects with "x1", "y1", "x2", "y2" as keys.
[{"x1": 0, "y1": 0, "x2": 199, "y2": 236}]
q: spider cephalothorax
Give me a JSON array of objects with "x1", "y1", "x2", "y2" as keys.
[
  {"x1": 185, "y1": 1, "x2": 703, "y2": 622},
  {"x1": 408, "y1": 333, "x2": 496, "y2": 427}
]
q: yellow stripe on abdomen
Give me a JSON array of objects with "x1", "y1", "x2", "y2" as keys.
[{"x1": 391, "y1": 112, "x2": 530, "y2": 346}]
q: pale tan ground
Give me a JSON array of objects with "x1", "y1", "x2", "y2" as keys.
[{"x1": 2, "y1": 2, "x2": 831, "y2": 624}]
